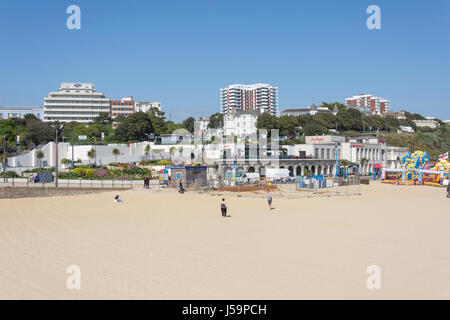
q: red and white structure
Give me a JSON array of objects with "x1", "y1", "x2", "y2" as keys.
[
  {"x1": 110, "y1": 96, "x2": 135, "y2": 119},
  {"x1": 220, "y1": 83, "x2": 278, "y2": 115},
  {"x1": 345, "y1": 94, "x2": 390, "y2": 116}
]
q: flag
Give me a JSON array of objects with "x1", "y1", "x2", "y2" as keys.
[{"x1": 439, "y1": 152, "x2": 448, "y2": 160}]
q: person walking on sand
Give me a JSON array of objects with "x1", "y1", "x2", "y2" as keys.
[
  {"x1": 220, "y1": 198, "x2": 228, "y2": 217},
  {"x1": 267, "y1": 191, "x2": 273, "y2": 209}
]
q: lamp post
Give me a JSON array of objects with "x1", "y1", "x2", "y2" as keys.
[
  {"x1": 2, "y1": 135, "x2": 6, "y2": 182},
  {"x1": 334, "y1": 143, "x2": 339, "y2": 177},
  {"x1": 55, "y1": 128, "x2": 59, "y2": 187},
  {"x1": 93, "y1": 137, "x2": 97, "y2": 167},
  {"x1": 71, "y1": 129, "x2": 74, "y2": 169},
  {"x1": 372, "y1": 152, "x2": 376, "y2": 181},
  {"x1": 55, "y1": 124, "x2": 65, "y2": 187}
]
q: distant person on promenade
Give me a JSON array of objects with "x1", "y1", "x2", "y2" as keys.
[
  {"x1": 221, "y1": 198, "x2": 228, "y2": 217},
  {"x1": 267, "y1": 191, "x2": 273, "y2": 209}
]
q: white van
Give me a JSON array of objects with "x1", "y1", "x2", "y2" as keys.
[{"x1": 265, "y1": 168, "x2": 294, "y2": 181}]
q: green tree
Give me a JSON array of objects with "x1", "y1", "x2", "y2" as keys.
[
  {"x1": 208, "y1": 113, "x2": 224, "y2": 129},
  {"x1": 278, "y1": 115, "x2": 297, "y2": 136},
  {"x1": 93, "y1": 112, "x2": 112, "y2": 126},
  {"x1": 87, "y1": 149, "x2": 96, "y2": 166},
  {"x1": 256, "y1": 113, "x2": 279, "y2": 133},
  {"x1": 182, "y1": 117, "x2": 195, "y2": 133},
  {"x1": 23, "y1": 113, "x2": 38, "y2": 121},
  {"x1": 113, "y1": 112, "x2": 154, "y2": 142},
  {"x1": 112, "y1": 148, "x2": 120, "y2": 162},
  {"x1": 303, "y1": 168, "x2": 312, "y2": 177},
  {"x1": 302, "y1": 123, "x2": 328, "y2": 136},
  {"x1": 36, "y1": 150, "x2": 44, "y2": 168},
  {"x1": 25, "y1": 120, "x2": 54, "y2": 146},
  {"x1": 148, "y1": 108, "x2": 167, "y2": 136},
  {"x1": 61, "y1": 158, "x2": 72, "y2": 166}
]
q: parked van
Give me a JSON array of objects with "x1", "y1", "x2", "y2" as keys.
[{"x1": 265, "y1": 168, "x2": 294, "y2": 182}]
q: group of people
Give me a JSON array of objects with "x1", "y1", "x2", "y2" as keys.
[
  {"x1": 220, "y1": 190, "x2": 273, "y2": 218},
  {"x1": 29, "y1": 172, "x2": 41, "y2": 183}
]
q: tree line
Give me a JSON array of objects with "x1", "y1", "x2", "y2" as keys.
[
  {"x1": 0, "y1": 102, "x2": 446, "y2": 157},
  {"x1": 257, "y1": 102, "x2": 445, "y2": 138}
]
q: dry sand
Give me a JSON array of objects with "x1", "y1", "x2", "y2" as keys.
[{"x1": 0, "y1": 182, "x2": 449, "y2": 299}]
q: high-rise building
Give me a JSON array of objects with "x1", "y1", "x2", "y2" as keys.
[
  {"x1": 110, "y1": 97, "x2": 135, "y2": 119},
  {"x1": 220, "y1": 83, "x2": 278, "y2": 115},
  {"x1": 43, "y1": 83, "x2": 110, "y2": 123},
  {"x1": 345, "y1": 94, "x2": 390, "y2": 116}
]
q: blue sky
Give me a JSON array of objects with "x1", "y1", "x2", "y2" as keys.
[{"x1": 0, "y1": 0, "x2": 449, "y2": 122}]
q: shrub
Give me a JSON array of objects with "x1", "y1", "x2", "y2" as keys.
[
  {"x1": 95, "y1": 169, "x2": 108, "y2": 178},
  {"x1": 72, "y1": 168, "x2": 85, "y2": 177},
  {"x1": 138, "y1": 160, "x2": 153, "y2": 166},
  {"x1": 84, "y1": 169, "x2": 95, "y2": 177},
  {"x1": 159, "y1": 160, "x2": 171, "y2": 166},
  {"x1": 4, "y1": 171, "x2": 20, "y2": 178}
]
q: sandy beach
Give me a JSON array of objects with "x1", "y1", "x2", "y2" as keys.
[{"x1": 0, "y1": 182, "x2": 449, "y2": 299}]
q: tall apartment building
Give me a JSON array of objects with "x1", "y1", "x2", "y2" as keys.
[
  {"x1": 220, "y1": 83, "x2": 278, "y2": 115},
  {"x1": 110, "y1": 97, "x2": 135, "y2": 119},
  {"x1": 43, "y1": 83, "x2": 110, "y2": 123},
  {"x1": 345, "y1": 94, "x2": 390, "y2": 116}
]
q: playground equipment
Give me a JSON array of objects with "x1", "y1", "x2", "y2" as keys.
[
  {"x1": 401, "y1": 151, "x2": 429, "y2": 180},
  {"x1": 432, "y1": 159, "x2": 450, "y2": 182},
  {"x1": 383, "y1": 150, "x2": 449, "y2": 186}
]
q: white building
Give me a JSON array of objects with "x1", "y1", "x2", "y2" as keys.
[
  {"x1": 43, "y1": 83, "x2": 110, "y2": 123},
  {"x1": 0, "y1": 106, "x2": 43, "y2": 120},
  {"x1": 413, "y1": 119, "x2": 438, "y2": 129},
  {"x1": 398, "y1": 126, "x2": 414, "y2": 133},
  {"x1": 223, "y1": 110, "x2": 258, "y2": 137},
  {"x1": 281, "y1": 104, "x2": 331, "y2": 116},
  {"x1": 220, "y1": 83, "x2": 278, "y2": 115},
  {"x1": 135, "y1": 101, "x2": 162, "y2": 113},
  {"x1": 299, "y1": 135, "x2": 406, "y2": 174}
]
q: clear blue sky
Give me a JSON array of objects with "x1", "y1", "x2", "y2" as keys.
[{"x1": 0, "y1": 0, "x2": 449, "y2": 122}]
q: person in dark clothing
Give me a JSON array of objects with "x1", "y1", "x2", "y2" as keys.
[
  {"x1": 447, "y1": 181, "x2": 450, "y2": 198},
  {"x1": 179, "y1": 181, "x2": 184, "y2": 193},
  {"x1": 221, "y1": 198, "x2": 227, "y2": 217}
]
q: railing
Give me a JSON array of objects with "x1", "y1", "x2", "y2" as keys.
[
  {"x1": 0, "y1": 176, "x2": 141, "y2": 189},
  {"x1": 211, "y1": 176, "x2": 361, "y2": 198}
]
